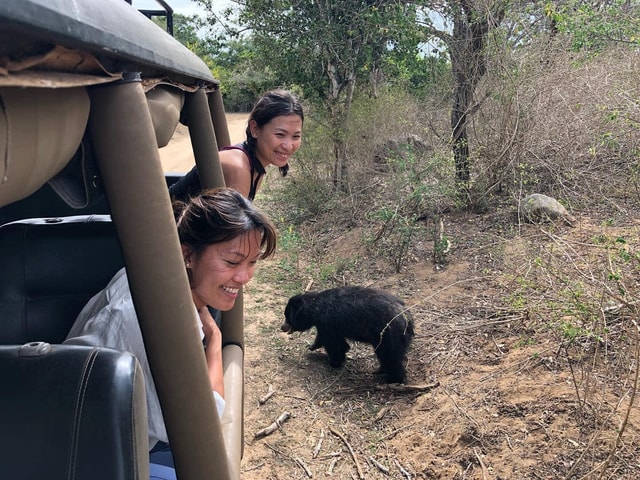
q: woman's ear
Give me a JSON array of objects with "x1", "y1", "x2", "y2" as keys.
[
  {"x1": 249, "y1": 119, "x2": 258, "y2": 138},
  {"x1": 181, "y1": 245, "x2": 193, "y2": 267}
]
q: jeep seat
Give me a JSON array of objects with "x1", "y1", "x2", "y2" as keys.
[
  {"x1": 0, "y1": 215, "x2": 148, "y2": 479},
  {"x1": 0, "y1": 342, "x2": 149, "y2": 480},
  {"x1": 0, "y1": 215, "x2": 124, "y2": 345}
]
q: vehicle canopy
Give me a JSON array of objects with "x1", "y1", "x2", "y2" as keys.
[{"x1": 0, "y1": 1, "x2": 242, "y2": 479}]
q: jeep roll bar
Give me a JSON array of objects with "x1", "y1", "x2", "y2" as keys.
[
  {"x1": 0, "y1": 1, "x2": 242, "y2": 479},
  {"x1": 128, "y1": 0, "x2": 176, "y2": 36}
]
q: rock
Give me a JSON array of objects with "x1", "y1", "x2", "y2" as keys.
[{"x1": 519, "y1": 193, "x2": 576, "y2": 226}]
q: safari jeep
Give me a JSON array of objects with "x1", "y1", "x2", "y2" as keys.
[{"x1": 0, "y1": 1, "x2": 243, "y2": 478}]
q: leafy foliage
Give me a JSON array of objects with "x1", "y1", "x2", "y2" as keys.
[{"x1": 545, "y1": 0, "x2": 640, "y2": 51}]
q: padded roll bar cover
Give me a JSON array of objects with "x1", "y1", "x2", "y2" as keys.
[
  {"x1": 145, "y1": 86, "x2": 185, "y2": 148},
  {"x1": 209, "y1": 87, "x2": 231, "y2": 149},
  {"x1": 88, "y1": 81, "x2": 231, "y2": 479},
  {"x1": 0, "y1": 215, "x2": 124, "y2": 345},
  {"x1": 0, "y1": 87, "x2": 90, "y2": 208},
  {"x1": 221, "y1": 344, "x2": 244, "y2": 476},
  {"x1": 0, "y1": 343, "x2": 149, "y2": 480}
]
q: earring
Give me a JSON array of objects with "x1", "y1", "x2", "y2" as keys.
[{"x1": 185, "y1": 261, "x2": 191, "y2": 268}]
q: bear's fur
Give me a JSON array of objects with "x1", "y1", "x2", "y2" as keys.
[{"x1": 281, "y1": 286, "x2": 414, "y2": 383}]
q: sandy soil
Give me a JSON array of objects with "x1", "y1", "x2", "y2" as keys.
[{"x1": 158, "y1": 112, "x2": 249, "y2": 173}]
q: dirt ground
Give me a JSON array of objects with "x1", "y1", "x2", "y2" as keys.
[{"x1": 161, "y1": 119, "x2": 640, "y2": 479}]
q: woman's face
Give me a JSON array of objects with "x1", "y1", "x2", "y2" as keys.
[
  {"x1": 251, "y1": 114, "x2": 303, "y2": 169},
  {"x1": 184, "y1": 230, "x2": 262, "y2": 311}
]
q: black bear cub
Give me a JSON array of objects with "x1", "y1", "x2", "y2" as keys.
[{"x1": 281, "y1": 286, "x2": 414, "y2": 383}]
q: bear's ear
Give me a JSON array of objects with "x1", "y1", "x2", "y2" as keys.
[{"x1": 288, "y1": 294, "x2": 305, "y2": 312}]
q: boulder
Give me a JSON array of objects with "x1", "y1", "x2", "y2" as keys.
[{"x1": 519, "y1": 193, "x2": 576, "y2": 226}]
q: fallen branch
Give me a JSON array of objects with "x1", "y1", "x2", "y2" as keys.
[
  {"x1": 312, "y1": 428, "x2": 325, "y2": 458},
  {"x1": 254, "y1": 411, "x2": 291, "y2": 439},
  {"x1": 329, "y1": 426, "x2": 365, "y2": 479},
  {"x1": 473, "y1": 447, "x2": 489, "y2": 480},
  {"x1": 395, "y1": 459, "x2": 412, "y2": 480},
  {"x1": 295, "y1": 457, "x2": 313, "y2": 478},
  {"x1": 375, "y1": 381, "x2": 440, "y2": 393},
  {"x1": 336, "y1": 381, "x2": 440, "y2": 395},
  {"x1": 373, "y1": 407, "x2": 389, "y2": 423},
  {"x1": 258, "y1": 385, "x2": 275, "y2": 405},
  {"x1": 369, "y1": 456, "x2": 389, "y2": 475},
  {"x1": 380, "y1": 422, "x2": 415, "y2": 441},
  {"x1": 319, "y1": 450, "x2": 342, "y2": 459},
  {"x1": 326, "y1": 457, "x2": 338, "y2": 475}
]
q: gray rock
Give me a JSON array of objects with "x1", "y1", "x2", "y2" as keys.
[{"x1": 519, "y1": 193, "x2": 576, "y2": 226}]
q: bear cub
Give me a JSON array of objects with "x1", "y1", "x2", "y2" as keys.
[{"x1": 281, "y1": 286, "x2": 414, "y2": 383}]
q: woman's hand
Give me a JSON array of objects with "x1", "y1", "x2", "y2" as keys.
[
  {"x1": 198, "y1": 306, "x2": 224, "y2": 399},
  {"x1": 200, "y1": 306, "x2": 221, "y2": 348}
]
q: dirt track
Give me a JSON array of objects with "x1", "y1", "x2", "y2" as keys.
[{"x1": 159, "y1": 112, "x2": 248, "y2": 173}]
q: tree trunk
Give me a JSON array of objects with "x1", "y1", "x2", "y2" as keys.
[
  {"x1": 326, "y1": 57, "x2": 356, "y2": 192},
  {"x1": 446, "y1": 1, "x2": 505, "y2": 183},
  {"x1": 451, "y1": 78, "x2": 472, "y2": 182}
]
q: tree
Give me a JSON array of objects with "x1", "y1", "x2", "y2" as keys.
[
  {"x1": 419, "y1": 1, "x2": 506, "y2": 183},
  {"x1": 210, "y1": 0, "x2": 418, "y2": 191}
]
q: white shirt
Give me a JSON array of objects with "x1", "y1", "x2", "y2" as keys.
[{"x1": 64, "y1": 267, "x2": 225, "y2": 449}]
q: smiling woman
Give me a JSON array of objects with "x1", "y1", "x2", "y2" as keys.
[
  {"x1": 168, "y1": 89, "x2": 305, "y2": 202},
  {"x1": 64, "y1": 188, "x2": 277, "y2": 473}
]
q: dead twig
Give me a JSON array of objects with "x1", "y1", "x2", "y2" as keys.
[
  {"x1": 377, "y1": 381, "x2": 440, "y2": 393},
  {"x1": 373, "y1": 407, "x2": 390, "y2": 423},
  {"x1": 319, "y1": 450, "x2": 342, "y2": 459},
  {"x1": 473, "y1": 447, "x2": 489, "y2": 480},
  {"x1": 380, "y1": 422, "x2": 415, "y2": 441},
  {"x1": 254, "y1": 411, "x2": 291, "y2": 439},
  {"x1": 337, "y1": 381, "x2": 440, "y2": 395},
  {"x1": 295, "y1": 457, "x2": 313, "y2": 478},
  {"x1": 258, "y1": 384, "x2": 275, "y2": 405},
  {"x1": 394, "y1": 459, "x2": 412, "y2": 480},
  {"x1": 369, "y1": 456, "x2": 390, "y2": 475},
  {"x1": 312, "y1": 428, "x2": 325, "y2": 458},
  {"x1": 329, "y1": 426, "x2": 365, "y2": 479},
  {"x1": 326, "y1": 457, "x2": 338, "y2": 475}
]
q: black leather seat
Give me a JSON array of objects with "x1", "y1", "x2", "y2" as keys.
[
  {"x1": 0, "y1": 215, "x2": 148, "y2": 479},
  {"x1": 0, "y1": 215, "x2": 124, "y2": 344},
  {"x1": 0, "y1": 342, "x2": 149, "y2": 480}
]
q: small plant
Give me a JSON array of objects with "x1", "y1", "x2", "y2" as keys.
[
  {"x1": 364, "y1": 146, "x2": 455, "y2": 272},
  {"x1": 367, "y1": 207, "x2": 424, "y2": 273},
  {"x1": 514, "y1": 335, "x2": 537, "y2": 348},
  {"x1": 433, "y1": 215, "x2": 451, "y2": 266}
]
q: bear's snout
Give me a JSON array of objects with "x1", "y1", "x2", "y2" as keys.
[{"x1": 281, "y1": 321, "x2": 294, "y2": 334}]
